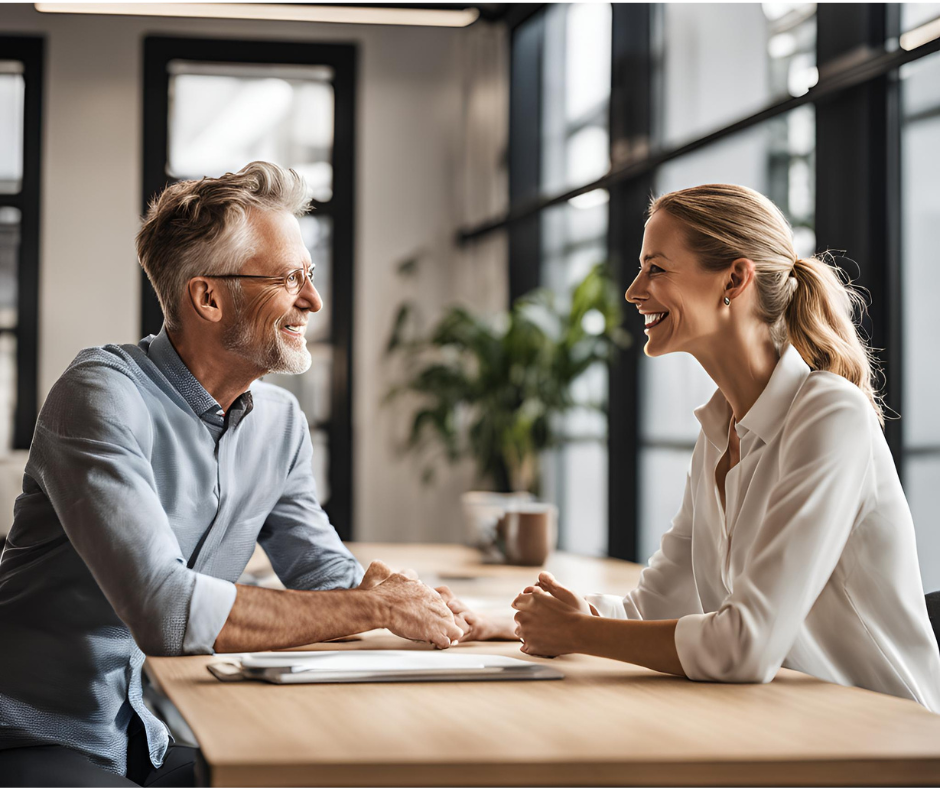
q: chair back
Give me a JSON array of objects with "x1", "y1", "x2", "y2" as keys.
[{"x1": 926, "y1": 592, "x2": 940, "y2": 652}]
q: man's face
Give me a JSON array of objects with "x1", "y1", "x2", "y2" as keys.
[{"x1": 221, "y1": 210, "x2": 321, "y2": 375}]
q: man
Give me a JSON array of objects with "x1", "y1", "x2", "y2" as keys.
[{"x1": 0, "y1": 162, "x2": 464, "y2": 787}]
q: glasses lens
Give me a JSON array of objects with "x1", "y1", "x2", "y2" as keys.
[{"x1": 285, "y1": 269, "x2": 304, "y2": 294}]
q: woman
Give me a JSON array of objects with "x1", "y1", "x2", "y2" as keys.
[{"x1": 447, "y1": 184, "x2": 940, "y2": 711}]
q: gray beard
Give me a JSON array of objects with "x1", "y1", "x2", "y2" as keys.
[{"x1": 222, "y1": 315, "x2": 312, "y2": 375}]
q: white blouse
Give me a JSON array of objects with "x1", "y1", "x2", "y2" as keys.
[{"x1": 588, "y1": 344, "x2": 940, "y2": 712}]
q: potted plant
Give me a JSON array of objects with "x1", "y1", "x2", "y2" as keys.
[{"x1": 385, "y1": 262, "x2": 630, "y2": 496}]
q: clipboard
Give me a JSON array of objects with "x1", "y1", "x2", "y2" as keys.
[{"x1": 207, "y1": 649, "x2": 564, "y2": 684}]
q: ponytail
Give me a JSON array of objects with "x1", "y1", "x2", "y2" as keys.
[{"x1": 786, "y1": 255, "x2": 884, "y2": 426}]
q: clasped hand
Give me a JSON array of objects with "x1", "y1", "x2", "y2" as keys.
[{"x1": 511, "y1": 572, "x2": 594, "y2": 657}]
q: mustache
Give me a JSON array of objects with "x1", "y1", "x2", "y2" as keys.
[{"x1": 277, "y1": 313, "x2": 309, "y2": 327}]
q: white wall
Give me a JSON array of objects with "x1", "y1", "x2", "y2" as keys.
[{"x1": 0, "y1": 5, "x2": 509, "y2": 544}]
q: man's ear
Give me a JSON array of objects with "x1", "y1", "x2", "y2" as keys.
[
  {"x1": 187, "y1": 277, "x2": 225, "y2": 325},
  {"x1": 725, "y1": 258, "x2": 757, "y2": 302}
]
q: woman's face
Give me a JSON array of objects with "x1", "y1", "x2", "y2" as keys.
[{"x1": 626, "y1": 209, "x2": 728, "y2": 357}]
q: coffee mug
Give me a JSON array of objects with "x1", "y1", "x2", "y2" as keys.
[{"x1": 498, "y1": 502, "x2": 558, "y2": 566}]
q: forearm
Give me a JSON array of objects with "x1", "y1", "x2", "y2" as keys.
[
  {"x1": 213, "y1": 584, "x2": 382, "y2": 653},
  {"x1": 575, "y1": 615, "x2": 685, "y2": 677}
]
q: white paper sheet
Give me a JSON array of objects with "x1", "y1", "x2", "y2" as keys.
[{"x1": 235, "y1": 650, "x2": 522, "y2": 673}]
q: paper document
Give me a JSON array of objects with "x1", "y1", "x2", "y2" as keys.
[{"x1": 238, "y1": 650, "x2": 492, "y2": 673}]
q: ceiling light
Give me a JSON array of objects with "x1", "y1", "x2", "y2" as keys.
[{"x1": 34, "y1": 3, "x2": 481, "y2": 28}]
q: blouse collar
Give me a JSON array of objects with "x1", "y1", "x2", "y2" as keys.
[{"x1": 693, "y1": 343, "x2": 811, "y2": 451}]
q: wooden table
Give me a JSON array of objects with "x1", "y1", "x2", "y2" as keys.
[{"x1": 146, "y1": 544, "x2": 940, "y2": 786}]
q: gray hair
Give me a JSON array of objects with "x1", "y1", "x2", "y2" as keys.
[{"x1": 136, "y1": 161, "x2": 311, "y2": 331}]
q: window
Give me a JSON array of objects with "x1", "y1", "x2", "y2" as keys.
[
  {"x1": 900, "y1": 48, "x2": 940, "y2": 591},
  {"x1": 143, "y1": 37, "x2": 356, "y2": 537},
  {"x1": 0, "y1": 40, "x2": 42, "y2": 453},
  {"x1": 511, "y1": 3, "x2": 613, "y2": 555}
]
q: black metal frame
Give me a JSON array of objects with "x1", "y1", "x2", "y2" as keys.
[
  {"x1": 499, "y1": 3, "x2": 938, "y2": 560},
  {"x1": 0, "y1": 36, "x2": 43, "y2": 450},
  {"x1": 142, "y1": 36, "x2": 357, "y2": 540},
  {"x1": 507, "y1": 11, "x2": 544, "y2": 303}
]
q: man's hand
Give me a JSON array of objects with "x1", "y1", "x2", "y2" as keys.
[
  {"x1": 370, "y1": 573, "x2": 464, "y2": 649},
  {"x1": 534, "y1": 572, "x2": 596, "y2": 615},
  {"x1": 358, "y1": 560, "x2": 420, "y2": 590},
  {"x1": 512, "y1": 585, "x2": 587, "y2": 657},
  {"x1": 436, "y1": 586, "x2": 518, "y2": 642}
]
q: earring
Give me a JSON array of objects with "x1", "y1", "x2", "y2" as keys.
[{"x1": 723, "y1": 297, "x2": 731, "y2": 306}]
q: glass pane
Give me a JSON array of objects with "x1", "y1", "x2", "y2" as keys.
[
  {"x1": 168, "y1": 61, "x2": 334, "y2": 202},
  {"x1": 901, "y1": 51, "x2": 940, "y2": 448},
  {"x1": 902, "y1": 3, "x2": 940, "y2": 34},
  {"x1": 0, "y1": 206, "x2": 20, "y2": 330},
  {"x1": 0, "y1": 333, "x2": 16, "y2": 454},
  {"x1": 638, "y1": 447, "x2": 693, "y2": 563},
  {"x1": 536, "y1": 5, "x2": 612, "y2": 554},
  {"x1": 640, "y1": 353, "x2": 716, "y2": 444},
  {"x1": 541, "y1": 3, "x2": 611, "y2": 195},
  {"x1": 311, "y1": 428, "x2": 330, "y2": 504},
  {"x1": 0, "y1": 62, "x2": 25, "y2": 195},
  {"x1": 548, "y1": 440, "x2": 608, "y2": 557},
  {"x1": 659, "y1": 4, "x2": 816, "y2": 147},
  {"x1": 538, "y1": 200, "x2": 609, "y2": 552},
  {"x1": 905, "y1": 455, "x2": 940, "y2": 593},
  {"x1": 299, "y1": 214, "x2": 332, "y2": 344}
]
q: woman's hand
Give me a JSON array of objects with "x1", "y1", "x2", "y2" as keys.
[
  {"x1": 534, "y1": 572, "x2": 595, "y2": 615},
  {"x1": 512, "y1": 586, "x2": 587, "y2": 657},
  {"x1": 435, "y1": 586, "x2": 518, "y2": 642}
]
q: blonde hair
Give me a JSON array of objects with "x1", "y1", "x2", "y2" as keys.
[
  {"x1": 136, "y1": 161, "x2": 311, "y2": 331},
  {"x1": 650, "y1": 183, "x2": 884, "y2": 426}
]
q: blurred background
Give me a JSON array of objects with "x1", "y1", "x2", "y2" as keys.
[{"x1": 1, "y1": 2, "x2": 939, "y2": 588}]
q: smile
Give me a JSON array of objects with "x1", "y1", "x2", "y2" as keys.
[
  {"x1": 280, "y1": 324, "x2": 306, "y2": 340},
  {"x1": 643, "y1": 312, "x2": 669, "y2": 332}
]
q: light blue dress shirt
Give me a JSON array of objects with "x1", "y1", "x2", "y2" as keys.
[{"x1": 0, "y1": 329, "x2": 363, "y2": 775}]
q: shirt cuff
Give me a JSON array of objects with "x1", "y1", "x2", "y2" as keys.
[
  {"x1": 674, "y1": 612, "x2": 710, "y2": 680},
  {"x1": 183, "y1": 574, "x2": 237, "y2": 655},
  {"x1": 584, "y1": 593, "x2": 630, "y2": 620}
]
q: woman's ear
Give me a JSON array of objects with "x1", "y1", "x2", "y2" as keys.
[{"x1": 726, "y1": 258, "x2": 757, "y2": 302}]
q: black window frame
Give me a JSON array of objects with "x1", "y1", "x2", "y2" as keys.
[
  {"x1": 471, "y1": 2, "x2": 940, "y2": 561},
  {"x1": 142, "y1": 35, "x2": 357, "y2": 540},
  {"x1": 0, "y1": 35, "x2": 43, "y2": 451}
]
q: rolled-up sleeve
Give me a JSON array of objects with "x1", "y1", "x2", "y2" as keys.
[
  {"x1": 586, "y1": 457, "x2": 703, "y2": 621},
  {"x1": 675, "y1": 384, "x2": 874, "y2": 684},
  {"x1": 183, "y1": 574, "x2": 237, "y2": 654},
  {"x1": 259, "y1": 401, "x2": 363, "y2": 591},
  {"x1": 30, "y1": 362, "x2": 230, "y2": 657}
]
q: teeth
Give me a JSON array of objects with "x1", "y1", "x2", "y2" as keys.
[{"x1": 644, "y1": 312, "x2": 666, "y2": 326}]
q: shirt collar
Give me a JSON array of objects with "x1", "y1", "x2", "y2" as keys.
[
  {"x1": 694, "y1": 343, "x2": 810, "y2": 450},
  {"x1": 142, "y1": 327, "x2": 227, "y2": 421}
]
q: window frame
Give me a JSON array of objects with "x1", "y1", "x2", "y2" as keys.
[
  {"x1": 142, "y1": 36, "x2": 357, "y2": 540},
  {"x1": 0, "y1": 35, "x2": 43, "y2": 451}
]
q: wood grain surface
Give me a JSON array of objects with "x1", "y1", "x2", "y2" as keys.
[{"x1": 146, "y1": 543, "x2": 940, "y2": 786}]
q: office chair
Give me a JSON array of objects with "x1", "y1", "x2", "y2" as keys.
[{"x1": 926, "y1": 592, "x2": 940, "y2": 652}]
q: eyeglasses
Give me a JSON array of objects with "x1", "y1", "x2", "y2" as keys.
[{"x1": 198, "y1": 265, "x2": 315, "y2": 295}]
